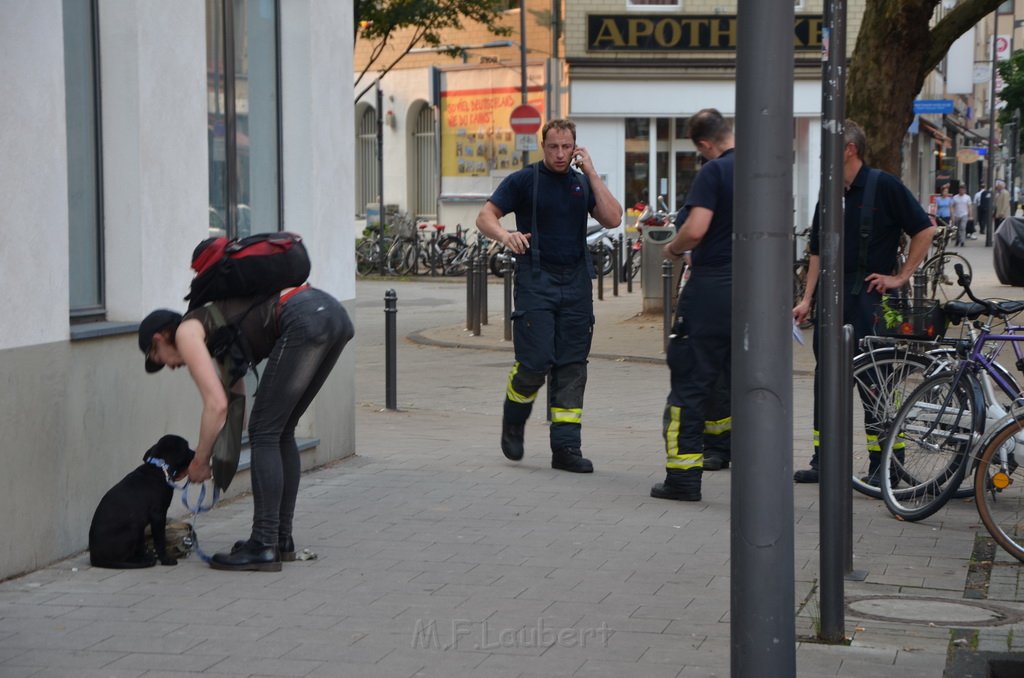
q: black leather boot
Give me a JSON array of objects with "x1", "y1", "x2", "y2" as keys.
[
  {"x1": 232, "y1": 536, "x2": 295, "y2": 563},
  {"x1": 501, "y1": 419, "x2": 525, "y2": 461},
  {"x1": 650, "y1": 468, "x2": 701, "y2": 501},
  {"x1": 552, "y1": 447, "x2": 593, "y2": 473},
  {"x1": 213, "y1": 539, "x2": 281, "y2": 572}
]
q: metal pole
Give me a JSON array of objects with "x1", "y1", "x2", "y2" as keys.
[
  {"x1": 988, "y1": 10, "x2": 999, "y2": 247},
  {"x1": 841, "y1": 324, "x2": 866, "y2": 580},
  {"x1": 519, "y1": 0, "x2": 529, "y2": 168},
  {"x1": 626, "y1": 238, "x2": 633, "y2": 294},
  {"x1": 466, "y1": 255, "x2": 474, "y2": 332},
  {"x1": 817, "y1": 0, "x2": 848, "y2": 645},
  {"x1": 612, "y1": 238, "x2": 620, "y2": 297},
  {"x1": 596, "y1": 249, "x2": 605, "y2": 301},
  {"x1": 384, "y1": 289, "x2": 397, "y2": 410},
  {"x1": 471, "y1": 257, "x2": 482, "y2": 336},
  {"x1": 377, "y1": 82, "x2": 386, "y2": 273},
  {"x1": 478, "y1": 246, "x2": 488, "y2": 325},
  {"x1": 733, "y1": 0, "x2": 796, "y2": 673},
  {"x1": 503, "y1": 255, "x2": 513, "y2": 341},
  {"x1": 661, "y1": 259, "x2": 672, "y2": 352}
]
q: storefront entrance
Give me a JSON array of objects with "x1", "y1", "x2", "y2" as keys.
[{"x1": 624, "y1": 117, "x2": 699, "y2": 220}]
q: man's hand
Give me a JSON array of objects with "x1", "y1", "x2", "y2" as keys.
[
  {"x1": 502, "y1": 231, "x2": 532, "y2": 255},
  {"x1": 865, "y1": 272, "x2": 903, "y2": 295}
]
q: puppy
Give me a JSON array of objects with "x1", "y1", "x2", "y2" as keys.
[{"x1": 89, "y1": 435, "x2": 195, "y2": 569}]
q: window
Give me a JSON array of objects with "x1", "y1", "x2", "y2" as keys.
[
  {"x1": 63, "y1": 0, "x2": 105, "y2": 318},
  {"x1": 356, "y1": 106, "x2": 379, "y2": 217},
  {"x1": 207, "y1": 0, "x2": 281, "y2": 239},
  {"x1": 412, "y1": 104, "x2": 437, "y2": 219}
]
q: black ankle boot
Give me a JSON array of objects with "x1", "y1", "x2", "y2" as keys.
[
  {"x1": 551, "y1": 447, "x2": 593, "y2": 473},
  {"x1": 501, "y1": 420, "x2": 525, "y2": 461},
  {"x1": 213, "y1": 539, "x2": 281, "y2": 572},
  {"x1": 232, "y1": 536, "x2": 295, "y2": 563}
]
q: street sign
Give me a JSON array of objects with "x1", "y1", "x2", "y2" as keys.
[
  {"x1": 509, "y1": 104, "x2": 542, "y2": 134},
  {"x1": 515, "y1": 134, "x2": 538, "y2": 152},
  {"x1": 913, "y1": 99, "x2": 954, "y2": 114}
]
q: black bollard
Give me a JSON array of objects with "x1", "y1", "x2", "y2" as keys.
[
  {"x1": 662, "y1": 259, "x2": 673, "y2": 351},
  {"x1": 479, "y1": 248, "x2": 489, "y2": 325},
  {"x1": 384, "y1": 289, "x2": 397, "y2": 410},
  {"x1": 612, "y1": 237, "x2": 620, "y2": 297},
  {"x1": 596, "y1": 249, "x2": 605, "y2": 301},
  {"x1": 503, "y1": 255, "x2": 513, "y2": 341},
  {"x1": 471, "y1": 257, "x2": 482, "y2": 336},
  {"x1": 625, "y1": 238, "x2": 633, "y2": 294},
  {"x1": 465, "y1": 254, "x2": 475, "y2": 332}
]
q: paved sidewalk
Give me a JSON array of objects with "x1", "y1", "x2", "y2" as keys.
[{"x1": 1, "y1": 241, "x2": 1022, "y2": 677}]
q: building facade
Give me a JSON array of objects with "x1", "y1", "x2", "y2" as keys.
[{"x1": 0, "y1": 0, "x2": 355, "y2": 580}]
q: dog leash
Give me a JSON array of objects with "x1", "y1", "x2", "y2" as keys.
[{"x1": 180, "y1": 481, "x2": 221, "y2": 563}]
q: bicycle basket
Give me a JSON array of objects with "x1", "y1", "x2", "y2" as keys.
[{"x1": 872, "y1": 298, "x2": 947, "y2": 340}]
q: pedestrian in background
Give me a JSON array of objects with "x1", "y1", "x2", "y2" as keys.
[
  {"x1": 651, "y1": 108, "x2": 735, "y2": 502},
  {"x1": 951, "y1": 183, "x2": 972, "y2": 247},
  {"x1": 792, "y1": 119, "x2": 935, "y2": 484},
  {"x1": 973, "y1": 182, "x2": 991, "y2": 240},
  {"x1": 934, "y1": 184, "x2": 952, "y2": 226},
  {"x1": 994, "y1": 179, "x2": 1011, "y2": 229},
  {"x1": 476, "y1": 118, "x2": 623, "y2": 473}
]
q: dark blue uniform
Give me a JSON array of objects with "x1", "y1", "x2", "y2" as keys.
[
  {"x1": 489, "y1": 162, "x2": 597, "y2": 454},
  {"x1": 802, "y1": 164, "x2": 932, "y2": 472},
  {"x1": 661, "y1": 149, "x2": 735, "y2": 494}
]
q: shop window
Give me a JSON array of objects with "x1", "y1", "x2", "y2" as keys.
[
  {"x1": 207, "y1": 0, "x2": 281, "y2": 239},
  {"x1": 412, "y1": 104, "x2": 437, "y2": 220},
  {"x1": 625, "y1": 117, "x2": 651, "y2": 209},
  {"x1": 63, "y1": 0, "x2": 105, "y2": 319},
  {"x1": 356, "y1": 107, "x2": 379, "y2": 218}
]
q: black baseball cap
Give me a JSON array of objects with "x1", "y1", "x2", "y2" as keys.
[{"x1": 138, "y1": 309, "x2": 183, "y2": 373}]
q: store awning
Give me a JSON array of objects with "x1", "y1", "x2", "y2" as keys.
[{"x1": 918, "y1": 117, "x2": 951, "y2": 147}]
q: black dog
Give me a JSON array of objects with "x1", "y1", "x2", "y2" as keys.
[{"x1": 89, "y1": 435, "x2": 195, "y2": 569}]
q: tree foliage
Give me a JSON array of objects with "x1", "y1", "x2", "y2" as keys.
[
  {"x1": 847, "y1": 0, "x2": 1003, "y2": 174},
  {"x1": 354, "y1": 0, "x2": 512, "y2": 98},
  {"x1": 997, "y1": 50, "x2": 1024, "y2": 151}
]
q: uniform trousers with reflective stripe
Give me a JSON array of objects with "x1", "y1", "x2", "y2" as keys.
[
  {"x1": 807, "y1": 285, "x2": 903, "y2": 470},
  {"x1": 663, "y1": 268, "x2": 732, "y2": 484},
  {"x1": 503, "y1": 258, "x2": 594, "y2": 452}
]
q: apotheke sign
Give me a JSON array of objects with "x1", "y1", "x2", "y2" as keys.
[{"x1": 587, "y1": 14, "x2": 824, "y2": 52}]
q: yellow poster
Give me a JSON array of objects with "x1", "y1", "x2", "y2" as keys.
[{"x1": 440, "y1": 70, "x2": 545, "y2": 177}]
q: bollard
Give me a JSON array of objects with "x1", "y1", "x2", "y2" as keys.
[
  {"x1": 625, "y1": 238, "x2": 633, "y2": 294},
  {"x1": 842, "y1": 324, "x2": 867, "y2": 581},
  {"x1": 479, "y1": 248, "x2": 489, "y2": 325},
  {"x1": 912, "y1": 267, "x2": 927, "y2": 302},
  {"x1": 596, "y1": 248, "x2": 605, "y2": 301},
  {"x1": 503, "y1": 255, "x2": 513, "y2": 341},
  {"x1": 465, "y1": 254, "x2": 475, "y2": 332},
  {"x1": 384, "y1": 289, "x2": 397, "y2": 410},
  {"x1": 662, "y1": 259, "x2": 673, "y2": 351},
  {"x1": 471, "y1": 257, "x2": 482, "y2": 336},
  {"x1": 612, "y1": 237, "x2": 620, "y2": 297}
]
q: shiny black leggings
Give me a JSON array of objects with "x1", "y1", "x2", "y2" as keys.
[{"x1": 248, "y1": 288, "x2": 353, "y2": 546}]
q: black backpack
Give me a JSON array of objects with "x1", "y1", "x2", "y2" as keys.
[{"x1": 185, "y1": 232, "x2": 310, "y2": 310}]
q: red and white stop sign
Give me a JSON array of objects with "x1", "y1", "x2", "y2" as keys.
[{"x1": 509, "y1": 104, "x2": 542, "y2": 134}]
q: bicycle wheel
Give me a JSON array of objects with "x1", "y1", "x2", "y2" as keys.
[
  {"x1": 879, "y1": 371, "x2": 981, "y2": 521},
  {"x1": 974, "y1": 411, "x2": 1024, "y2": 562},
  {"x1": 922, "y1": 253, "x2": 970, "y2": 302},
  {"x1": 386, "y1": 238, "x2": 416, "y2": 276},
  {"x1": 622, "y1": 248, "x2": 641, "y2": 281},
  {"x1": 850, "y1": 347, "x2": 939, "y2": 498},
  {"x1": 356, "y1": 238, "x2": 378, "y2": 277}
]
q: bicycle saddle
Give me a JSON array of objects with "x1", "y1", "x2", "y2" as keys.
[{"x1": 943, "y1": 299, "x2": 1024, "y2": 323}]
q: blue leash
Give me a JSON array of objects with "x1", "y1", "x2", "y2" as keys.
[{"x1": 180, "y1": 481, "x2": 221, "y2": 563}]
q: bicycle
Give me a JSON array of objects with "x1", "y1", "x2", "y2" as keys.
[
  {"x1": 920, "y1": 217, "x2": 971, "y2": 303},
  {"x1": 878, "y1": 266, "x2": 1024, "y2": 521},
  {"x1": 973, "y1": 405, "x2": 1024, "y2": 562},
  {"x1": 356, "y1": 229, "x2": 396, "y2": 277}
]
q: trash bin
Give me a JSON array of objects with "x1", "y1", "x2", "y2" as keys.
[{"x1": 641, "y1": 225, "x2": 683, "y2": 314}]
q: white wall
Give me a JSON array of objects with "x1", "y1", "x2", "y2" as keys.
[{"x1": 0, "y1": 0, "x2": 69, "y2": 350}]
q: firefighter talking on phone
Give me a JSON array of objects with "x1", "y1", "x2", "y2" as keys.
[{"x1": 476, "y1": 118, "x2": 623, "y2": 473}]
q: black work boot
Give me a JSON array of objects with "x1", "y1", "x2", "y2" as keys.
[
  {"x1": 794, "y1": 452, "x2": 819, "y2": 483},
  {"x1": 650, "y1": 468, "x2": 701, "y2": 501},
  {"x1": 232, "y1": 535, "x2": 295, "y2": 562},
  {"x1": 212, "y1": 539, "x2": 281, "y2": 572},
  {"x1": 501, "y1": 419, "x2": 525, "y2": 461},
  {"x1": 703, "y1": 455, "x2": 730, "y2": 471},
  {"x1": 551, "y1": 447, "x2": 593, "y2": 473}
]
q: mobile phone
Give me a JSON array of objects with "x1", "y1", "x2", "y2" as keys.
[{"x1": 571, "y1": 147, "x2": 582, "y2": 170}]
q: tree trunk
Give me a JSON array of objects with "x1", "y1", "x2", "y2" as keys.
[{"x1": 847, "y1": 0, "x2": 1005, "y2": 174}]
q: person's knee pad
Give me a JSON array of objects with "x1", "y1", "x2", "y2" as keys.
[
  {"x1": 550, "y1": 362, "x2": 587, "y2": 406},
  {"x1": 506, "y1": 362, "x2": 546, "y2": 403}
]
